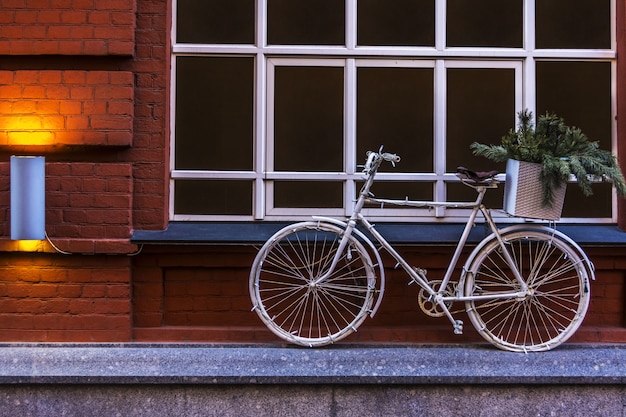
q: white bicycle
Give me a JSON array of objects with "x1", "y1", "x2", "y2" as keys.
[{"x1": 250, "y1": 150, "x2": 594, "y2": 352}]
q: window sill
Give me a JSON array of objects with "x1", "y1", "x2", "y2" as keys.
[{"x1": 131, "y1": 222, "x2": 626, "y2": 246}]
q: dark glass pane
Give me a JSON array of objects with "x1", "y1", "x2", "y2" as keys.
[
  {"x1": 536, "y1": 0, "x2": 610, "y2": 49},
  {"x1": 562, "y1": 183, "x2": 611, "y2": 218},
  {"x1": 536, "y1": 61, "x2": 612, "y2": 150},
  {"x1": 361, "y1": 181, "x2": 433, "y2": 207},
  {"x1": 447, "y1": 0, "x2": 522, "y2": 47},
  {"x1": 176, "y1": 0, "x2": 255, "y2": 44},
  {"x1": 357, "y1": 67, "x2": 434, "y2": 172},
  {"x1": 267, "y1": 0, "x2": 344, "y2": 45},
  {"x1": 274, "y1": 66, "x2": 344, "y2": 172},
  {"x1": 175, "y1": 57, "x2": 254, "y2": 171},
  {"x1": 274, "y1": 182, "x2": 343, "y2": 208},
  {"x1": 446, "y1": 68, "x2": 516, "y2": 172},
  {"x1": 537, "y1": 61, "x2": 613, "y2": 218},
  {"x1": 174, "y1": 180, "x2": 252, "y2": 215},
  {"x1": 357, "y1": 0, "x2": 435, "y2": 46}
]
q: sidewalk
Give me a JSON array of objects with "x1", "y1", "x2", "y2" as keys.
[{"x1": 0, "y1": 343, "x2": 623, "y2": 384}]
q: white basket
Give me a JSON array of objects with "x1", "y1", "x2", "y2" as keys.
[{"x1": 503, "y1": 159, "x2": 566, "y2": 221}]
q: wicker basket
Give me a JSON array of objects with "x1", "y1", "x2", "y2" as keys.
[{"x1": 503, "y1": 159, "x2": 566, "y2": 221}]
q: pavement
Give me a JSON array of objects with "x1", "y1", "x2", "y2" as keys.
[{"x1": 0, "y1": 343, "x2": 623, "y2": 385}]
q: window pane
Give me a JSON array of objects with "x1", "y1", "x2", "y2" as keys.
[
  {"x1": 536, "y1": 0, "x2": 610, "y2": 49},
  {"x1": 446, "y1": 68, "x2": 516, "y2": 172},
  {"x1": 174, "y1": 180, "x2": 252, "y2": 215},
  {"x1": 357, "y1": 0, "x2": 435, "y2": 46},
  {"x1": 447, "y1": 0, "x2": 522, "y2": 47},
  {"x1": 274, "y1": 182, "x2": 343, "y2": 208},
  {"x1": 357, "y1": 67, "x2": 434, "y2": 172},
  {"x1": 537, "y1": 61, "x2": 613, "y2": 218},
  {"x1": 175, "y1": 57, "x2": 254, "y2": 171},
  {"x1": 176, "y1": 0, "x2": 255, "y2": 44},
  {"x1": 536, "y1": 62, "x2": 612, "y2": 150},
  {"x1": 562, "y1": 184, "x2": 611, "y2": 218},
  {"x1": 274, "y1": 66, "x2": 344, "y2": 172},
  {"x1": 361, "y1": 182, "x2": 433, "y2": 207},
  {"x1": 267, "y1": 0, "x2": 344, "y2": 45}
]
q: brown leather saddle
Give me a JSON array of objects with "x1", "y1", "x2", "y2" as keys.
[{"x1": 456, "y1": 166, "x2": 499, "y2": 183}]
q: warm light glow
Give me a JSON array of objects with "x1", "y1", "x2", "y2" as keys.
[
  {"x1": 14, "y1": 240, "x2": 46, "y2": 252},
  {"x1": 1, "y1": 115, "x2": 58, "y2": 146}
]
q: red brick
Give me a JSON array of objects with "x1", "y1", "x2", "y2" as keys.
[
  {"x1": 26, "y1": 0, "x2": 49, "y2": 7},
  {"x1": 95, "y1": 85, "x2": 133, "y2": 100},
  {"x1": 88, "y1": 11, "x2": 111, "y2": 25},
  {"x1": 14, "y1": 11, "x2": 39, "y2": 24},
  {"x1": 37, "y1": 10, "x2": 62, "y2": 24},
  {"x1": 90, "y1": 115, "x2": 131, "y2": 129},
  {"x1": 83, "y1": 101, "x2": 107, "y2": 114},
  {"x1": 108, "y1": 101, "x2": 132, "y2": 115},
  {"x1": 95, "y1": 163, "x2": 132, "y2": 177},
  {"x1": 28, "y1": 284, "x2": 59, "y2": 298},
  {"x1": 69, "y1": 86, "x2": 94, "y2": 99},
  {"x1": 83, "y1": 40, "x2": 107, "y2": 55},
  {"x1": 22, "y1": 85, "x2": 46, "y2": 98},
  {"x1": 0, "y1": 71, "x2": 14, "y2": 84},
  {"x1": 13, "y1": 101, "x2": 36, "y2": 113},
  {"x1": 44, "y1": 84, "x2": 70, "y2": 99},
  {"x1": 36, "y1": 100, "x2": 61, "y2": 114},
  {"x1": 13, "y1": 70, "x2": 39, "y2": 83},
  {"x1": 59, "y1": 100, "x2": 82, "y2": 114},
  {"x1": 60, "y1": 11, "x2": 87, "y2": 24}
]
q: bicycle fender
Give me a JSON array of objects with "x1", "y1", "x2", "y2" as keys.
[
  {"x1": 460, "y1": 224, "x2": 595, "y2": 292},
  {"x1": 500, "y1": 225, "x2": 594, "y2": 279},
  {"x1": 312, "y1": 216, "x2": 385, "y2": 318}
]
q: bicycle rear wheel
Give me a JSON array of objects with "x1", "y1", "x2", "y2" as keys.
[
  {"x1": 464, "y1": 230, "x2": 590, "y2": 352},
  {"x1": 250, "y1": 221, "x2": 376, "y2": 347}
]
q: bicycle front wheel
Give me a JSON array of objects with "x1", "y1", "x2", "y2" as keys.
[
  {"x1": 250, "y1": 221, "x2": 376, "y2": 347},
  {"x1": 464, "y1": 230, "x2": 590, "y2": 352}
]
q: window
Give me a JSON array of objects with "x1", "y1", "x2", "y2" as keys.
[{"x1": 172, "y1": 0, "x2": 616, "y2": 222}]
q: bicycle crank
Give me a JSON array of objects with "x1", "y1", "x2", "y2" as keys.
[{"x1": 417, "y1": 280, "x2": 457, "y2": 317}]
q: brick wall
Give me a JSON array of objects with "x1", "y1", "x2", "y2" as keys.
[
  {"x1": 0, "y1": 70, "x2": 134, "y2": 146},
  {"x1": 0, "y1": 0, "x2": 135, "y2": 56},
  {"x1": 0, "y1": 161, "x2": 134, "y2": 253},
  {"x1": 0, "y1": 0, "x2": 167, "y2": 342},
  {"x1": 0, "y1": 253, "x2": 131, "y2": 342},
  {"x1": 131, "y1": 0, "x2": 170, "y2": 230},
  {"x1": 132, "y1": 246, "x2": 626, "y2": 345}
]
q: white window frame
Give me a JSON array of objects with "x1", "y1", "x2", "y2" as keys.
[{"x1": 170, "y1": 0, "x2": 617, "y2": 223}]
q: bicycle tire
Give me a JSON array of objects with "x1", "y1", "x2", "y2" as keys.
[
  {"x1": 250, "y1": 221, "x2": 376, "y2": 347},
  {"x1": 464, "y1": 229, "x2": 590, "y2": 352}
]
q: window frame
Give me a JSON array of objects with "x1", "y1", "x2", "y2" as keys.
[{"x1": 170, "y1": 0, "x2": 618, "y2": 223}]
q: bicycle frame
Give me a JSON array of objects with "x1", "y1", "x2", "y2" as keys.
[{"x1": 313, "y1": 152, "x2": 530, "y2": 330}]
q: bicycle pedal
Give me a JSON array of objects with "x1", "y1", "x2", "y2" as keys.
[{"x1": 453, "y1": 320, "x2": 464, "y2": 335}]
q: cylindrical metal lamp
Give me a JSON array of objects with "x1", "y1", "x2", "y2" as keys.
[{"x1": 11, "y1": 156, "x2": 45, "y2": 240}]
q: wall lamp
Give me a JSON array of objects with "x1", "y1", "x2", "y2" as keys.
[{"x1": 11, "y1": 156, "x2": 45, "y2": 241}]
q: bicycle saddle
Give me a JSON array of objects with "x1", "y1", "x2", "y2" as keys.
[{"x1": 456, "y1": 166, "x2": 499, "y2": 183}]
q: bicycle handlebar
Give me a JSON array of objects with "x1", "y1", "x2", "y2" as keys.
[{"x1": 363, "y1": 149, "x2": 401, "y2": 174}]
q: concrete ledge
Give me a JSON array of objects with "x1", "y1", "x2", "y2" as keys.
[{"x1": 0, "y1": 343, "x2": 624, "y2": 385}]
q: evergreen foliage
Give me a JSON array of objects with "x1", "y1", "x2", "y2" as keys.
[{"x1": 471, "y1": 110, "x2": 626, "y2": 206}]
